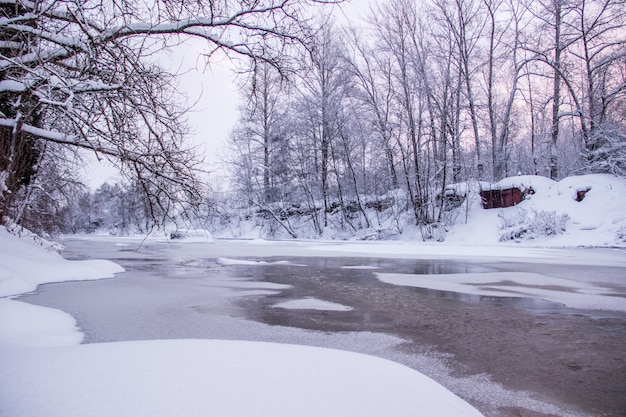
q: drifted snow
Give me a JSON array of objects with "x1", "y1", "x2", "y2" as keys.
[
  {"x1": 447, "y1": 174, "x2": 626, "y2": 247},
  {"x1": 0, "y1": 299, "x2": 83, "y2": 348}
]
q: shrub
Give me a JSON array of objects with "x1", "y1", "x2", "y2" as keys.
[{"x1": 499, "y1": 209, "x2": 569, "y2": 242}]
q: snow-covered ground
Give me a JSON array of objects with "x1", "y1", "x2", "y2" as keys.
[
  {"x1": 0, "y1": 227, "x2": 485, "y2": 417},
  {"x1": 0, "y1": 227, "x2": 123, "y2": 298},
  {"x1": 446, "y1": 174, "x2": 626, "y2": 247},
  {"x1": 0, "y1": 337, "x2": 483, "y2": 417},
  {"x1": 1, "y1": 174, "x2": 625, "y2": 417}
]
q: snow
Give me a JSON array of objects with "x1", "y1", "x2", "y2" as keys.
[
  {"x1": 342, "y1": 265, "x2": 381, "y2": 270},
  {"x1": 1, "y1": 174, "x2": 625, "y2": 417},
  {"x1": 376, "y1": 272, "x2": 626, "y2": 312},
  {"x1": 480, "y1": 175, "x2": 556, "y2": 193},
  {"x1": 0, "y1": 79, "x2": 26, "y2": 93},
  {"x1": 216, "y1": 257, "x2": 297, "y2": 266},
  {"x1": 0, "y1": 226, "x2": 124, "y2": 297},
  {"x1": 0, "y1": 299, "x2": 83, "y2": 348},
  {"x1": 215, "y1": 277, "x2": 292, "y2": 296},
  {"x1": 273, "y1": 298, "x2": 354, "y2": 311},
  {"x1": 0, "y1": 227, "x2": 486, "y2": 417},
  {"x1": 0, "y1": 340, "x2": 483, "y2": 417},
  {"x1": 212, "y1": 174, "x2": 626, "y2": 248},
  {"x1": 447, "y1": 174, "x2": 626, "y2": 247}
]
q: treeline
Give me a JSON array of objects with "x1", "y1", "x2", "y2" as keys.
[
  {"x1": 19, "y1": 182, "x2": 160, "y2": 236},
  {"x1": 226, "y1": 0, "x2": 626, "y2": 237},
  {"x1": 2, "y1": 0, "x2": 624, "y2": 240}
]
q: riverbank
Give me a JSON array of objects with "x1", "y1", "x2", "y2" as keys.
[{"x1": 9, "y1": 235, "x2": 626, "y2": 416}]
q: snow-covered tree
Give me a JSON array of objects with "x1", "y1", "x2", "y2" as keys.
[
  {"x1": 231, "y1": 62, "x2": 291, "y2": 205},
  {"x1": 0, "y1": 0, "x2": 341, "y2": 229}
]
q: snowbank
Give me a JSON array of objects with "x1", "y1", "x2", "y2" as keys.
[
  {"x1": 212, "y1": 174, "x2": 626, "y2": 247},
  {"x1": 447, "y1": 174, "x2": 626, "y2": 247},
  {"x1": 0, "y1": 299, "x2": 84, "y2": 348},
  {"x1": 0, "y1": 340, "x2": 484, "y2": 417},
  {"x1": 0, "y1": 226, "x2": 124, "y2": 297}
]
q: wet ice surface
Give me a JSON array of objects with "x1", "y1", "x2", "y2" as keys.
[{"x1": 19, "y1": 237, "x2": 626, "y2": 417}]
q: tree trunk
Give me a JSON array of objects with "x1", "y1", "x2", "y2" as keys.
[{"x1": 550, "y1": 0, "x2": 562, "y2": 180}]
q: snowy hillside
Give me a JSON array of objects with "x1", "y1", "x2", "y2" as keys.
[
  {"x1": 213, "y1": 174, "x2": 626, "y2": 248},
  {"x1": 446, "y1": 174, "x2": 626, "y2": 247}
]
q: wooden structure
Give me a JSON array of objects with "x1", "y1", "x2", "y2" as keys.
[{"x1": 480, "y1": 187, "x2": 523, "y2": 209}]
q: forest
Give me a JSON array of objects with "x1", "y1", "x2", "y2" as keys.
[{"x1": 1, "y1": 0, "x2": 625, "y2": 239}]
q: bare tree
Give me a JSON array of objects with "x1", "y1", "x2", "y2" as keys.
[
  {"x1": 370, "y1": 0, "x2": 429, "y2": 224},
  {"x1": 0, "y1": 0, "x2": 341, "y2": 229},
  {"x1": 432, "y1": 0, "x2": 487, "y2": 178},
  {"x1": 345, "y1": 28, "x2": 399, "y2": 190},
  {"x1": 232, "y1": 62, "x2": 290, "y2": 204},
  {"x1": 571, "y1": 0, "x2": 626, "y2": 172},
  {"x1": 295, "y1": 22, "x2": 348, "y2": 229},
  {"x1": 483, "y1": 0, "x2": 528, "y2": 179},
  {"x1": 522, "y1": 0, "x2": 625, "y2": 177}
]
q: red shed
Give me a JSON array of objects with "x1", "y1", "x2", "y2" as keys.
[{"x1": 480, "y1": 187, "x2": 523, "y2": 209}]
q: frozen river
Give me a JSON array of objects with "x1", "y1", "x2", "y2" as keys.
[{"x1": 19, "y1": 237, "x2": 626, "y2": 417}]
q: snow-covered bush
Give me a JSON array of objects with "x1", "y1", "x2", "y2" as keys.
[
  {"x1": 533, "y1": 210, "x2": 570, "y2": 236},
  {"x1": 498, "y1": 209, "x2": 569, "y2": 242},
  {"x1": 586, "y1": 125, "x2": 626, "y2": 177},
  {"x1": 498, "y1": 208, "x2": 530, "y2": 230},
  {"x1": 409, "y1": 222, "x2": 446, "y2": 242}
]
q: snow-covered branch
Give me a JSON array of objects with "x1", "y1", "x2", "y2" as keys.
[{"x1": 0, "y1": 0, "x2": 341, "y2": 230}]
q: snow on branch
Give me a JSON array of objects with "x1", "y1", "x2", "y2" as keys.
[
  {"x1": 0, "y1": 80, "x2": 27, "y2": 93},
  {"x1": 0, "y1": 0, "x2": 341, "y2": 229}
]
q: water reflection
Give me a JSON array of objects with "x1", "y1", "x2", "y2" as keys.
[{"x1": 412, "y1": 286, "x2": 567, "y2": 313}]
